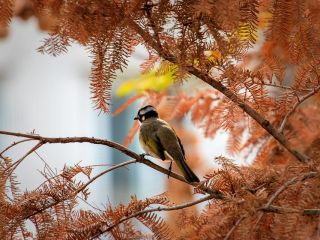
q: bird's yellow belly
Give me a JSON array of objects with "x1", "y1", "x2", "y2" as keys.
[{"x1": 139, "y1": 133, "x2": 160, "y2": 159}]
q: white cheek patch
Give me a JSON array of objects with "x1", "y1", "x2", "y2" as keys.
[{"x1": 141, "y1": 115, "x2": 145, "y2": 121}]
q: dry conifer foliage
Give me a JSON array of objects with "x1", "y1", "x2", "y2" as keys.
[{"x1": 1, "y1": 0, "x2": 320, "y2": 239}]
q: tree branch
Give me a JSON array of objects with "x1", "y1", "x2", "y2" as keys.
[
  {"x1": 279, "y1": 85, "x2": 320, "y2": 133},
  {"x1": 143, "y1": 2, "x2": 164, "y2": 53},
  {"x1": 261, "y1": 205, "x2": 320, "y2": 216},
  {"x1": 24, "y1": 159, "x2": 137, "y2": 219},
  {"x1": 6, "y1": 141, "x2": 44, "y2": 177},
  {"x1": 255, "y1": 171, "x2": 318, "y2": 224},
  {"x1": 224, "y1": 215, "x2": 247, "y2": 240},
  {"x1": 74, "y1": 160, "x2": 137, "y2": 196},
  {"x1": 0, "y1": 130, "x2": 223, "y2": 198},
  {"x1": 91, "y1": 195, "x2": 214, "y2": 239},
  {"x1": 127, "y1": 18, "x2": 310, "y2": 163},
  {"x1": 0, "y1": 138, "x2": 34, "y2": 157},
  {"x1": 261, "y1": 83, "x2": 312, "y2": 92}
]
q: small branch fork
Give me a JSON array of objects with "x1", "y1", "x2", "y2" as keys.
[
  {"x1": 255, "y1": 175, "x2": 300, "y2": 225},
  {"x1": 259, "y1": 171, "x2": 318, "y2": 215},
  {"x1": 279, "y1": 85, "x2": 320, "y2": 133},
  {"x1": 223, "y1": 171, "x2": 319, "y2": 239}
]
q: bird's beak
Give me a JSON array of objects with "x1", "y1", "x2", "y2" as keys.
[{"x1": 134, "y1": 116, "x2": 139, "y2": 120}]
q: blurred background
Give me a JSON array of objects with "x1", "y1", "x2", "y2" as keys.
[{"x1": 0, "y1": 17, "x2": 230, "y2": 212}]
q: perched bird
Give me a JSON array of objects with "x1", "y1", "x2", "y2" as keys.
[{"x1": 134, "y1": 105, "x2": 200, "y2": 183}]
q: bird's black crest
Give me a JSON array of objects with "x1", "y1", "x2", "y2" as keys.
[{"x1": 135, "y1": 105, "x2": 159, "y2": 122}]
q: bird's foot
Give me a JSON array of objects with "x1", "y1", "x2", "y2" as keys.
[
  {"x1": 140, "y1": 153, "x2": 149, "y2": 159},
  {"x1": 167, "y1": 161, "x2": 173, "y2": 179}
]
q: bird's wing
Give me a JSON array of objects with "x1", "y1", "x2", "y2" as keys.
[
  {"x1": 156, "y1": 125, "x2": 200, "y2": 182},
  {"x1": 156, "y1": 126, "x2": 185, "y2": 163},
  {"x1": 176, "y1": 135, "x2": 185, "y2": 157},
  {"x1": 164, "y1": 123, "x2": 185, "y2": 157}
]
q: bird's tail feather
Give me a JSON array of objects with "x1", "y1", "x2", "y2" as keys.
[{"x1": 176, "y1": 159, "x2": 200, "y2": 183}]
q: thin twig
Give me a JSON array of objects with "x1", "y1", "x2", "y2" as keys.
[
  {"x1": 244, "y1": 182, "x2": 267, "y2": 194},
  {"x1": 256, "y1": 172, "x2": 317, "y2": 224},
  {"x1": 5, "y1": 142, "x2": 44, "y2": 178},
  {"x1": 279, "y1": 86, "x2": 320, "y2": 133},
  {"x1": 0, "y1": 138, "x2": 34, "y2": 157},
  {"x1": 74, "y1": 159, "x2": 137, "y2": 196},
  {"x1": 91, "y1": 195, "x2": 214, "y2": 239},
  {"x1": 260, "y1": 205, "x2": 299, "y2": 214},
  {"x1": 261, "y1": 205, "x2": 320, "y2": 216},
  {"x1": 35, "y1": 150, "x2": 105, "y2": 212},
  {"x1": 266, "y1": 177, "x2": 298, "y2": 206},
  {"x1": 303, "y1": 209, "x2": 320, "y2": 216},
  {"x1": 262, "y1": 83, "x2": 312, "y2": 92},
  {"x1": 255, "y1": 176, "x2": 299, "y2": 225},
  {"x1": 224, "y1": 215, "x2": 247, "y2": 240},
  {"x1": 34, "y1": 150, "x2": 56, "y2": 178},
  {"x1": 127, "y1": 18, "x2": 309, "y2": 164},
  {"x1": 24, "y1": 159, "x2": 137, "y2": 219}
]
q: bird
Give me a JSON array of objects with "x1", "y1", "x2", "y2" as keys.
[{"x1": 134, "y1": 105, "x2": 200, "y2": 183}]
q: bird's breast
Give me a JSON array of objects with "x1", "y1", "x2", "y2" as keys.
[{"x1": 138, "y1": 131, "x2": 159, "y2": 158}]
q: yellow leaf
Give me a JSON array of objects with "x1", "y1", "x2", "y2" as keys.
[
  {"x1": 258, "y1": 11, "x2": 272, "y2": 30},
  {"x1": 116, "y1": 66, "x2": 176, "y2": 97},
  {"x1": 237, "y1": 23, "x2": 258, "y2": 42},
  {"x1": 206, "y1": 50, "x2": 222, "y2": 63}
]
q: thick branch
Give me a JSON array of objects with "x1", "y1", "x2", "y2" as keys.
[
  {"x1": 128, "y1": 19, "x2": 309, "y2": 163},
  {"x1": 0, "y1": 130, "x2": 223, "y2": 198},
  {"x1": 143, "y1": 3, "x2": 163, "y2": 53}
]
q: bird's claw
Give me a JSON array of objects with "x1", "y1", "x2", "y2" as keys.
[{"x1": 140, "y1": 153, "x2": 149, "y2": 159}]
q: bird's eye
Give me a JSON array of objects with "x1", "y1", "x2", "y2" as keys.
[{"x1": 141, "y1": 115, "x2": 145, "y2": 121}]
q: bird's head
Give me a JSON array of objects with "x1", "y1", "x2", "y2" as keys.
[{"x1": 134, "y1": 105, "x2": 159, "y2": 122}]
